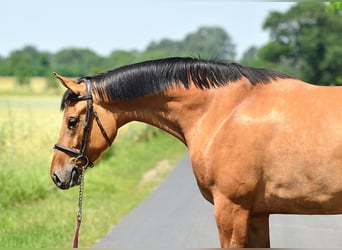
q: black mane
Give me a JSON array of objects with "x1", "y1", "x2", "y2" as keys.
[{"x1": 62, "y1": 57, "x2": 293, "y2": 107}]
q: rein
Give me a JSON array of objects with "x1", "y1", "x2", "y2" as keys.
[{"x1": 53, "y1": 80, "x2": 112, "y2": 248}]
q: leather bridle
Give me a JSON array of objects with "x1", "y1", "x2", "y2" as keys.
[{"x1": 53, "y1": 80, "x2": 112, "y2": 169}]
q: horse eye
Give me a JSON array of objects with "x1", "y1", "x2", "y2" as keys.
[{"x1": 67, "y1": 117, "x2": 79, "y2": 130}]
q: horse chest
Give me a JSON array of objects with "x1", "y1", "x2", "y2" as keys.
[{"x1": 189, "y1": 152, "x2": 215, "y2": 203}]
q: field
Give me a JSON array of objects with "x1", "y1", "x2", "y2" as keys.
[
  {"x1": 0, "y1": 77, "x2": 50, "y2": 94},
  {"x1": 0, "y1": 88, "x2": 186, "y2": 247}
]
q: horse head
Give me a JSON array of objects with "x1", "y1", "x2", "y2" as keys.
[{"x1": 50, "y1": 73, "x2": 115, "y2": 189}]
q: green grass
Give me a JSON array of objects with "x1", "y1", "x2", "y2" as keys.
[{"x1": 0, "y1": 94, "x2": 186, "y2": 247}]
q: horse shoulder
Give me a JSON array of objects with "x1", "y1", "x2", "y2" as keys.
[
  {"x1": 187, "y1": 85, "x2": 271, "y2": 203},
  {"x1": 188, "y1": 80, "x2": 309, "y2": 205}
]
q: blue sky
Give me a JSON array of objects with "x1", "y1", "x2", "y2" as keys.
[{"x1": 1, "y1": 1, "x2": 294, "y2": 59}]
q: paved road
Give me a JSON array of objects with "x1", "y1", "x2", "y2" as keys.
[{"x1": 94, "y1": 154, "x2": 342, "y2": 248}]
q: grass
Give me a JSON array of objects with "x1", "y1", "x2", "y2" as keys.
[{"x1": 0, "y1": 94, "x2": 186, "y2": 247}]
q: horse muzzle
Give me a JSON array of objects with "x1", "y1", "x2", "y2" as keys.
[{"x1": 52, "y1": 167, "x2": 81, "y2": 190}]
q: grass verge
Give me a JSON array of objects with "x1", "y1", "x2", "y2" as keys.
[{"x1": 0, "y1": 95, "x2": 186, "y2": 247}]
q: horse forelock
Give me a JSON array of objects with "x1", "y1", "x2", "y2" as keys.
[
  {"x1": 75, "y1": 57, "x2": 294, "y2": 102},
  {"x1": 60, "y1": 90, "x2": 78, "y2": 111}
]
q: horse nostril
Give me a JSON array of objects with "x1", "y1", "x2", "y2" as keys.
[
  {"x1": 53, "y1": 173, "x2": 62, "y2": 187},
  {"x1": 52, "y1": 171, "x2": 74, "y2": 189},
  {"x1": 53, "y1": 172, "x2": 70, "y2": 189},
  {"x1": 70, "y1": 168, "x2": 80, "y2": 187}
]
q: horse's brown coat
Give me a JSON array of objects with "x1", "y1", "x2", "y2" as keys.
[{"x1": 51, "y1": 72, "x2": 342, "y2": 247}]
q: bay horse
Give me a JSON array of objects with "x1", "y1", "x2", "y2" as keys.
[{"x1": 50, "y1": 57, "x2": 342, "y2": 248}]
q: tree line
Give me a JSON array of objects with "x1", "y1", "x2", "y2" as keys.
[
  {"x1": 0, "y1": 2, "x2": 341, "y2": 87},
  {"x1": 0, "y1": 26, "x2": 235, "y2": 85}
]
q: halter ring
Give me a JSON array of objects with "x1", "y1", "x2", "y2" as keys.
[{"x1": 75, "y1": 154, "x2": 91, "y2": 169}]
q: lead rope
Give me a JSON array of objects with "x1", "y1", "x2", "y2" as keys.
[{"x1": 73, "y1": 165, "x2": 86, "y2": 248}]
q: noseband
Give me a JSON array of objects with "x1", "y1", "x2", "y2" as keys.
[{"x1": 54, "y1": 80, "x2": 112, "y2": 169}]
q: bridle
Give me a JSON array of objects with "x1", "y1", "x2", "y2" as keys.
[
  {"x1": 53, "y1": 80, "x2": 113, "y2": 248},
  {"x1": 53, "y1": 80, "x2": 112, "y2": 170}
]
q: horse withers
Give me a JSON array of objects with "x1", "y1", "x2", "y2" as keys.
[{"x1": 50, "y1": 57, "x2": 342, "y2": 247}]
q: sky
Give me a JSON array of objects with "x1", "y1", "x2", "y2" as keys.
[{"x1": 1, "y1": 1, "x2": 295, "y2": 59}]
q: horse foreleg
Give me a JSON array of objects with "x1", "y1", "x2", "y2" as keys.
[
  {"x1": 246, "y1": 214, "x2": 270, "y2": 247},
  {"x1": 214, "y1": 196, "x2": 250, "y2": 248}
]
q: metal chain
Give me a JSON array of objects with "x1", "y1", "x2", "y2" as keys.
[
  {"x1": 77, "y1": 165, "x2": 86, "y2": 220},
  {"x1": 73, "y1": 165, "x2": 86, "y2": 248}
]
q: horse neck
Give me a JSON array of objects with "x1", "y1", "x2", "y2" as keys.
[
  {"x1": 102, "y1": 86, "x2": 209, "y2": 145},
  {"x1": 104, "y1": 81, "x2": 252, "y2": 146}
]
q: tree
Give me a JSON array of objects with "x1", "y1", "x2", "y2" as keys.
[
  {"x1": 4, "y1": 46, "x2": 52, "y2": 85},
  {"x1": 144, "y1": 26, "x2": 236, "y2": 60},
  {"x1": 181, "y1": 26, "x2": 236, "y2": 60},
  {"x1": 328, "y1": 2, "x2": 342, "y2": 15},
  {"x1": 240, "y1": 46, "x2": 262, "y2": 67},
  {"x1": 104, "y1": 50, "x2": 139, "y2": 70},
  {"x1": 53, "y1": 48, "x2": 103, "y2": 76},
  {"x1": 0, "y1": 55, "x2": 8, "y2": 75},
  {"x1": 145, "y1": 38, "x2": 182, "y2": 56},
  {"x1": 0, "y1": 26, "x2": 237, "y2": 80},
  {"x1": 260, "y1": 2, "x2": 342, "y2": 85}
]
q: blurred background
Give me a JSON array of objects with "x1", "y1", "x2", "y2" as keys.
[
  {"x1": 0, "y1": 1, "x2": 341, "y2": 247},
  {"x1": 1, "y1": 1, "x2": 341, "y2": 90}
]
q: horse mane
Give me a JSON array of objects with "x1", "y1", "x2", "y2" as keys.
[{"x1": 62, "y1": 57, "x2": 293, "y2": 107}]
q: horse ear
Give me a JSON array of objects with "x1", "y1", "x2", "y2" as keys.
[{"x1": 53, "y1": 72, "x2": 86, "y2": 95}]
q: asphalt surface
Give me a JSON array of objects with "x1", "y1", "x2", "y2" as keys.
[{"x1": 94, "y1": 154, "x2": 342, "y2": 248}]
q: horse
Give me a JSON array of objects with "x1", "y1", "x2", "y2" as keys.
[{"x1": 50, "y1": 57, "x2": 342, "y2": 248}]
